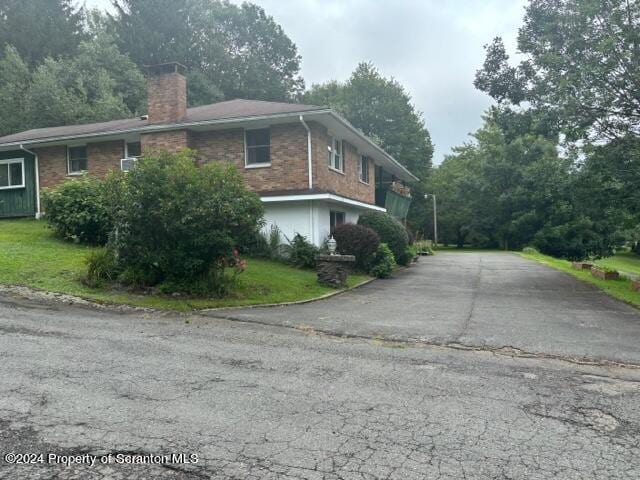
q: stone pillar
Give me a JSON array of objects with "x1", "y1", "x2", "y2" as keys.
[{"x1": 315, "y1": 254, "x2": 355, "y2": 288}]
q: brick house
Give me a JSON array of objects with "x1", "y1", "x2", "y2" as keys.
[{"x1": 0, "y1": 63, "x2": 416, "y2": 245}]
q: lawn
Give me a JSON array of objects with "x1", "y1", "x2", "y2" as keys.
[
  {"x1": 595, "y1": 251, "x2": 640, "y2": 278},
  {"x1": 520, "y1": 251, "x2": 640, "y2": 309},
  {"x1": 0, "y1": 219, "x2": 369, "y2": 311}
]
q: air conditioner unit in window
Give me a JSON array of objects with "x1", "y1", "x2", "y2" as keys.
[{"x1": 120, "y1": 157, "x2": 138, "y2": 172}]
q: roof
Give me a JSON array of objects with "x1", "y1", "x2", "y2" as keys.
[
  {"x1": 0, "y1": 99, "x2": 325, "y2": 145},
  {"x1": 0, "y1": 98, "x2": 418, "y2": 182}
]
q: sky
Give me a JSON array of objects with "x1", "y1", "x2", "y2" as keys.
[{"x1": 85, "y1": 0, "x2": 527, "y2": 164}]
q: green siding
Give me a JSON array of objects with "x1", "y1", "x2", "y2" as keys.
[{"x1": 0, "y1": 150, "x2": 37, "y2": 218}]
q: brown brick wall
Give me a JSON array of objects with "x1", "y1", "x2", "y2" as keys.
[
  {"x1": 191, "y1": 123, "x2": 310, "y2": 193},
  {"x1": 310, "y1": 122, "x2": 375, "y2": 204},
  {"x1": 36, "y1": 141, "x2": 124, "y2": 189},
  {"x1": 36, "y1": 146, "x2": 68, "y2": 189},
  {"x1": 147, "y1": 72, "x2": 187, "y2": 123},
  {"x1": 34, "y1": 122, "x2": 377, "y2": 205},
  {"x1": 141, "y1": 130, "x2": 189, "y2": 154},
  {"x1": 87, "y1": 141, "x2": 124, "y2": 177}
]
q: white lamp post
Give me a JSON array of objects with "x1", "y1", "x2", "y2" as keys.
[{"x1": 424, "y1": 193, "x2": 438, "y2": 247}]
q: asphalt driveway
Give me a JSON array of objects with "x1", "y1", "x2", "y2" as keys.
[{"x1": 211, "y1": 252, "x2": 640, "y2": 365}]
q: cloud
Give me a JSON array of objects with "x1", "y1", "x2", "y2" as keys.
[{"x1": 84, "y1": 0, "x2": 527, "y2": 163}]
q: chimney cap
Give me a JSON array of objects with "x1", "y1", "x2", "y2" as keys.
[{"x1": 144, "y1": 62, "x2": 187, "y2": 76}]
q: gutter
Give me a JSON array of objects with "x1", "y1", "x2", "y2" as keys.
[
  {"x1": 19, "y1": 144, "x2": 41, "y2": 218},
  {"x1": 299, "y1": 115, "x2": 315, "y2": 245},
  {"x1": 0, "y1": 109, "x2": 333, "y2": 151},
  {"x1": 299, "y1": 115, "x2": 313, "y2": 189}
]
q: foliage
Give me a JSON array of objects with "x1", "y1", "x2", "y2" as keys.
[
  {"x1": 332, "y1": 223, "x2": 380, "y2": 271},
  {"x1": 104, "y1": 150, "x2": 264, "y2": 294},
  {"x1": 424, "y1": 108, "x2": 622, "y2": 258},
  {"x1": 522, "y1": 246, "x2": 538, "y2": 254},
  {"x1": 41, "y1": 175, "x2": 112, "y2": 245},
  {"x1": 414, "y1": 240, "x2": 434, "y2": 255},
  {"x1": 475, "y1": 0, "x2": 640, "y2": 141},
  {"x1": 283, "y1": 233, "x2": 319, "y2": 269},
  {"x1": 0, "y1": 0, "x2": 86, "y2": 66},
  {"x1": 370, "y1": 243, "x2": 395, "y2": 279},
  {"x1": 84, "y1": 248, "x2": 119, "y2": 287},
  {"x1": 357, "y1": 211, "x2": 408, "y2": 264},
  {"x1": 0, "y1": 220, "x2": 369, "y2": 310},
  {"x1": 0, "y1": 30, "x2": 146, "y2": 136},
  {"x1": 303, "y1": 62, "x2": 433, "y2": 180},
  {"x1": 109, "y1": 0, "x2": 304, "y2": 103}
]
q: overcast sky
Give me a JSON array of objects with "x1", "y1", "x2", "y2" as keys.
[{"x1": 85, "y1": 0, "x2": 526, "y2": 164}]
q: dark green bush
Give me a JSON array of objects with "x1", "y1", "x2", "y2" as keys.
[
  {"x1": 104, "y1": 150, "x2": 264, "y2": 294},
  {"x1": 41, "y1": 175, "x2": 111, "y2": 244},
  {"x1": 333, "y1": 223, "x2": 380, "y2": 271},
  {"x1": 358, "y1": 212, "x2": 408, "y2": 264},
  {"x1": 284, "y1": 233, "x2": 319, "y2": 269},
  {"x1": 370, "y1": 243, "x2": 395, "y2": 278}
]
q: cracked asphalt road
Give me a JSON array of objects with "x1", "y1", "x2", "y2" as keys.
[{"x1": 1, "y1": 252, "x2": 640, "y2": 479}]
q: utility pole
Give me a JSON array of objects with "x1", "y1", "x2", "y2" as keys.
[{"x1": 424, "y1": 193, "x2": 438, "y2": 247}]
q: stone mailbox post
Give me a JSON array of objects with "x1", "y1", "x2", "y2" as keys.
[{"x1": 315, "y1": 254, "x2": 355, "y2": 288}]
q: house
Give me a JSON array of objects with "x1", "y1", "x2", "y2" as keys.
[{"x1": 0, "y1": 62, "x2": 416, "y2": 245}]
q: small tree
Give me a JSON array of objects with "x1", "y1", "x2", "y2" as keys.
[
  {"x1": 332, "y1": 223, "x2": 379, "y2": 271},
  {"x1": 357, "y1": 211, "x2": 409, "y2": 265},
  {"x1": 104, "y1": 150, "x2": 264, "y2": 294}
]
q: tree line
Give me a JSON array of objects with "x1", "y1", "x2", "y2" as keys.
[{"x1": 421, "y1": 0, "x2": 640, "y2": 259}]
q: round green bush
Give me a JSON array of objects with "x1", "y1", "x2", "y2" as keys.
[
  {"x1": 41, "y1": 175, "x2": 111, "y2": 245},
  {"x1": 370, "y1": 243, "x2": 395, "y2": 278},
  {"x1": 333, "y1": 223, "x2": 380, "y2": 271},
  {"x1": 357, "y1": 212, "x2": 408, "y2": 265},
  {"x1": 104, "y1": 149, "x2": 264, "y2": 294}
]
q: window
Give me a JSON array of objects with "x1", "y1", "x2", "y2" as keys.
[
  {"x1": 125, "y1": 141, "x2": 141, "y2": 158},
  {"x1": 359, "y1": 155, "x2": 370, "y2": 183},
  {"x1": 245, "y1": 128, "x2": 271, "y2": 166},
  {"x1": 0, "y1": 158, "x2": 25, "y2": 190},
  {"x1": 330, "y1": 210, "x2": 345, "y2": 234},
  {"x1": 67, "y1": 146, "x2": 87, "y2": 174},
  {"x1": 122, "y1": 141, "x2": 141, "y2": 172},
  {"x1": 327, "y1": 138, "x2": 344, "y2": 172}
]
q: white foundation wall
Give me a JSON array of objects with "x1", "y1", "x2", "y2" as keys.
[{"x1": 262, "y1": 200, "x2": 367, "y2": 247}]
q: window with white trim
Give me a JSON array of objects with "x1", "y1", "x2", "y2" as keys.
[
  {"x1": 122, "y1": 141, "x2": 141, "y2": 171},
  {"x1": 327, "y1": 137, "x2": 344, "y2": 172},
  {"x1": 359, "y1": 155, "x2": 370, "y2": 183},
  {"x1": 0, "y1": 158, "x2": 25, "y2": 190},
  {"x1": 245, "y1": 128, "x2": 271, "y2": 166},
  {"x1": 67, "y1": 146, "x2": 87, "y2": 174}
]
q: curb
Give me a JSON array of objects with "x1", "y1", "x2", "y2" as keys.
[{"x1": 199, "y1": 276, "x2": 376, "y2": 313}]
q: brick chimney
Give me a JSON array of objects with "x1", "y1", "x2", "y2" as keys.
[{"x1": 145, "y1": 62, "x2": 187, "y2": 124}]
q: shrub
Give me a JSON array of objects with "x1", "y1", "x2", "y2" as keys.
[
  {"x1": 105, "y1": 150, "x2": 264, "y2": 295},
  {"x1": 522, "y1": 246, "x2": 539, "y2": 254},
  {"x1": 370, "y1": 243, "x2": 395, "y2": 278},
  {"x1": 284, "y1": 233, "x2": 319, "y2": 269},
  {"x1": 414, "y1": 240, "x2": 434, "y2": 255},
  {"x1": 358, "y1": 212, "x2": 408, "y2": 264},
  {"x1": 84, "y1": 248, "x2": 119, "y2": 287},
  {"x1": 41, "y1": 175, "x2": 111, "y2": 244},
  {"x1": 333, "y1": 223, "x2": 380, "y2": 271}
]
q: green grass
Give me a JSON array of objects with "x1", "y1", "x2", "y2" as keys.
[
  {"x1": 595, "y1": 251, "x2": 640, "y2": 277},
  {"x1": 520, "y1": 251, "x2": 640, "y2": 309},
  {"x1": 0, "y1": 219, "x2": 369, "y2": 311}
]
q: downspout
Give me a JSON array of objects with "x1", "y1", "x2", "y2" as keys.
[
  {"x1": 300, "y1": 115, "x2": 315, "y2": 243},
  {"x1": 20, "y1": 144, "x2": 41, "y2": 219}
]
